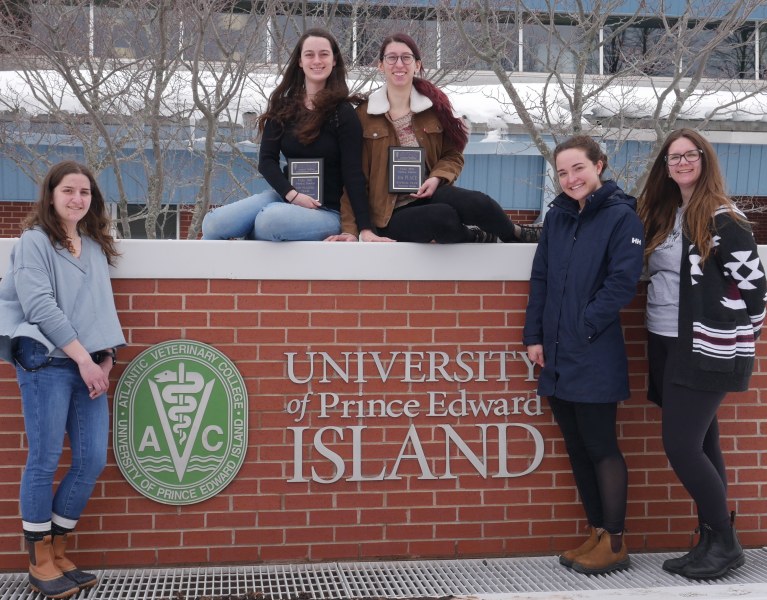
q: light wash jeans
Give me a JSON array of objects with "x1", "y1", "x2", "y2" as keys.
[
  {"x1": 15, "y1": 337, "x2": 108, "y2": 529},
  {"x1": 201, "y1": 189, "x2": 341, "y2": 241}
]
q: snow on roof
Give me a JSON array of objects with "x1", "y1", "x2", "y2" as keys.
[{"x1": 1, "y1": 69, "x2": 766, "y2": 132}]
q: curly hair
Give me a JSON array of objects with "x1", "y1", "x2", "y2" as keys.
[
  {"x1": 24, "y1": 161, "x2": 119, "y2": 265},
  {"x1": 378, "y1": 33, "x2": 469, "y2": 152},
  {"x1": 257, "y1": 29, "x2": 356, "y2": 145},
  {"x1": 638, "y1": 128, "x2": 744, "y2": 265}
]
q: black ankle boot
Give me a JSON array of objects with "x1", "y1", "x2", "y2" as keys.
[
  {"x1": 680, "y1": 521, "x2": 745, "y2": 579},
  {"x1": 466, "y1": 225, "x2": 498, "y2": 243},
  {"x1": 662, "y1": 524, "x2": 709, "y2": 575},
  {"x1": 515, "y1": 223, "x2": 543, "y2": 243}
]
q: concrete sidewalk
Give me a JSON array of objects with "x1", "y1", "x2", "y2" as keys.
[
  {"x1": 477, "y1": 583, "x2": 767, "y2": 599},
  {"x1": 0, "y1": 548, "x2": 765, "y2": 600}
]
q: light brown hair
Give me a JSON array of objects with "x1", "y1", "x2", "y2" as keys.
[
  {"x1": 638, "y1": 128, "x2": 743, "y2": 265},
  {"x1": 24, "y1": 161, "x2": 119, "y2": 265}
]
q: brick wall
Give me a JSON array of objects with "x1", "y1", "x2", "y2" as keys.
[
  {"x1": 0, "y1": 202, "x2": 32, "y2": 238},
  {"x1": 0, "y1": 273, "x2": 765, "y2": 571},
  {"x1": 180, "y1": 207, "x2": 197, "y2": 240},
  {"x1": 742, "y1": 197, "x2": 767, "y2": 245}
]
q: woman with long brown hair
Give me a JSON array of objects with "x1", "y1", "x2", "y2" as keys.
[
  {"x1": 202, "y1": 28, "x2": 371, "y2": 240},
  {"x1": 0, "y1": 161, "x2": 125, "y2": 598},
  {"x1": 639, "y1": 128, "x2": 766, "y2": 579},
  {"x1": 328, "y1": 32, "x2": 540, "y2": 243}
]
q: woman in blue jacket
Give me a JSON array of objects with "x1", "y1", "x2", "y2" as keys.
[{"x1": 524, "y1": 136, "x2": 644, "y2": 575}]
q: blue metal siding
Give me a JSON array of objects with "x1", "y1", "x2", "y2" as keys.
[
  {"x1": 0, "y1": 144, "x2": 268, "y2": 205},
  {"x1": 607, "y1": 140, "x2": 767, "y2": 198},
  {"x1": 607, "y1": 139, "x2": 651, "y2": 191},
  {"x1": 716, "y1": 143, "x2": 767, "y2": 197},
  {"x1": 0, "y1": 159, "x2": 36, "y2": 201},
  {"x1": 457, "y1": 154, "x2": 544, "y2": 210},
  {"x1": 2, "y1": 138, "x2": 766, "y2": 208}
]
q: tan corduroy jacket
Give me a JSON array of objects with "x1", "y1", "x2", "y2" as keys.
[{"x1": 340, "y1": 85, "x2": 464, "y2": 235}]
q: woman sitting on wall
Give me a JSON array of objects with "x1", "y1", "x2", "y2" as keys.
[
  {"x1": 202, "y1": 29, "x2": 372, "y2": 241},
  {"x1": 327, "y1": 32, "x2": 541, "y2": 243},
  {"x1": 0, "y1": 161, "x2": 125, "y2": 599}
]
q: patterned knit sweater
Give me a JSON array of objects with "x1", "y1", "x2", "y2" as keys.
[{"x1": 658, "y1": 206, "x2": 767, "y2": 396}]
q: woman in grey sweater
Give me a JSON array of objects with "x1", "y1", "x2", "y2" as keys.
[{"x1": 0, "y1": 161, "x2": 125, "y2": 599}]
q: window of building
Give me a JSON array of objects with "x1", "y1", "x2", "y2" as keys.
[
  {"x1": 692, "y1": 24, "x2": 756, "y2": 79},
  {"x1": 0, "y1": 2, "x2": 32, "y2": 55},
  {"x1": 270, "y1": 2, "x2": 357, "y2": 66},
  {"x1": 352, "y1": 11, "x2": 440, "y2": 69},
  {"x1": 29, "y1": 3, "x2": 89, "y2": 58},
  {"x1": 93, "y1": 6, "x2": 176, "y2": 60},
  {"x1": 191, "y1": 11, "x2": 267, "y2": 64},
  {"x1": 116, "y1": 204, "x2": 179, "y2": 240},
  {"x1": 522, "y1": 22, "x2": 599, "y2": 75},
  {"x1": 602, "y1": 21, "x2": 677, "y2": 77},
  {"x1": 439, "y1": 17, "x2": 517, "y2": 72}
]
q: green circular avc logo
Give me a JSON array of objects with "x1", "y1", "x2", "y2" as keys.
[{"x1": 113, "y1": 340, "x2": 247, "y2": 505}]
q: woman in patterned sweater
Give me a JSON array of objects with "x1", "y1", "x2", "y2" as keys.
[{"x1": 639, "y1": 128, "x2": 766, "y2": 580}]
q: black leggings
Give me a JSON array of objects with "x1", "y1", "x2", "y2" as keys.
[
  {"x1": 647, "y1": 332, "x2": 730, "y2": 531},
  {"x1": 378, "y1": 185, "x2": 517, "y2": 243},
  {"x1": 548, "y1": 396, "x2": 627, "y2": 533}
]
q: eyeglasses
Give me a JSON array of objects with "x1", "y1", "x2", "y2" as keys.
[
  {"x1": 382, "y1": 53, "x2": 415, "y2": 65},
  {"x1": 665, "y1": 149, "x2": 704, "y2": 166}
]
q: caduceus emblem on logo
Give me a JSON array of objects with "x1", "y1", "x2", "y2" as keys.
[{"x1": 147, "y1": 363, "x2": 216, "y2": 481}]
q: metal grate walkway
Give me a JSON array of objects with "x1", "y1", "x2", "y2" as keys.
[{"x1": 1, "y1": 549, "x2": 766, "y2": 599}]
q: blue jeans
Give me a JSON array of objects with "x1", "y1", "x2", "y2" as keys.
[
  {"x1": 15, "y1": 338, "x2": 108, "y2": 529},
  {"x1": 201, "y1": 189, "x2": 341, "y2": 241}
]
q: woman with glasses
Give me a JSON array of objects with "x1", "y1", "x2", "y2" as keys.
[
  {"x1": 327, "y1": 32, "x2": 540, "y2": 243},
  {"x1": 0, "y1": 161, "x2": 125, "y2": 598},
  {"x1": 202, "y1": 29, "x2": 371, "y2": 241},
  {"x1": 638, "y1": 129, "x2": 766, "y2": 579}
]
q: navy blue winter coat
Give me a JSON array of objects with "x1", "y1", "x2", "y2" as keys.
[{"x1": 523, "y1": 180, "x2": 644, "y2": 403}]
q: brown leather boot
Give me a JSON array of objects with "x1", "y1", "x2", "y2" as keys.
[
  {"x1": 27, "y1": 535, "x2": 79, "y2": 598},
  {"x1": 559, "y1": 527, "x2": 602, "y2": 567},
  {"x1": 572, "y1": 531, "x2": 630, "y2": 575},
  {"x1": 53, "y1": 533, "x2": 98, "y2": 590}
]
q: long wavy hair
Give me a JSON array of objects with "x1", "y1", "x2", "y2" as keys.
[
  {"x1": 638, "y1": 128, "x2": 744, "y2": 265},
  {"x1": 379, "y1": 33, "x2": 469, "y2": 151},
  {"x1": 258, "y1": 29, "x2": 353, "y2": 145},
  {"x1": 24, "y1": 161, "x2": 119, "y2": 265}
]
